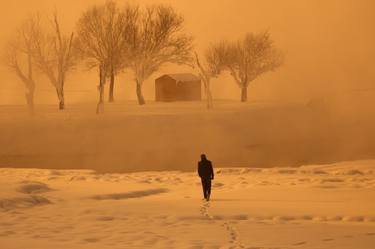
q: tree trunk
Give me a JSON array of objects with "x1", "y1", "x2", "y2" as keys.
[
  {"x1": 56, "y1": 86, "x2": 65, "y2": 110},
  {"x1": 14, "y1": 57, "x2": 36, "y2": 115},
  {"x1": 204, "y1": 80, "x2": 213, "y2": 109},
  {"x1": 241, "y1": 86, "x2": 248, "y2": 102},
  {"x1": 206, "y1": 89, "x2": 213, "y2": 109},
  {"x1": 108, "y1": 68, "x2": 115, "y2": 102},
  {"x1": 136, "y1": 80, "x2": 145, "y2": 105},
  {"x1": 96, "y1": 66, "x2": 105, "y2": 114},
  {"x1": 25, "y1": 84, "x2": 35, "y2": 115}
]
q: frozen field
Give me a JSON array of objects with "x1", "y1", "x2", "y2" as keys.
[
  {"x1": 0, "y1": 160, "x2": 375, "y2": 249},
  {"x1": 1, "y1": 100, "x2": 375, "y2": 172},
  {"x1": 1, "y1": 100, "x2": 374, "y2": 248}
]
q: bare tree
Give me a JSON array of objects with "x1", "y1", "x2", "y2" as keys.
[
  {"x1": 3, "y1": 16, "x2": 40, "y2": 114},
  {"x1": 76, "y1": 1, "x2": 135, "y2": 113},
  {"x1": 194, "y1": 42, "x2": 227, "y2": 109},
  {"x1": 31, "y1": 13, "x2": 75, "y2": 110},
  {"x1": 225, "y1": 31, "x2": 283, "y2": 102},
  {"x1": 107, "y1": 3, "x2": 137, "y2": 102},
  {"x1": 76, "y1": 3, "x2": 109, "y2": 114},
  {"x1": 128, "y1": 5, "x2": 193, "y2": 105}
]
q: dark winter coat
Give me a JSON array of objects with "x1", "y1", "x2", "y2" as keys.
[{"x1": 198, "y1": 159, "x2": 214, "y2": 180}]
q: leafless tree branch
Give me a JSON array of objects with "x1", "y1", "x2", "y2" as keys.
[
  {"x1": 224, "y1": 31, "x2": 284, "y2": 102},
  {"x1": 128, "y1": 5, "x2": 193, "y2": 105}
]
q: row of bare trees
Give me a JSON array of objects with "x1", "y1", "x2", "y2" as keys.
[
  {"x1": 75, "y1": 2, "x2": 193, "y2": 113},
  {"x1": 4, "y1": 14, "x2": 75, "y2": 114},
  {"x1": 196, "y1": 32, "x2": 284, "y2": 108},
  {"x1": 3, "y1": 1, "x2": 283, "y2": 114}
]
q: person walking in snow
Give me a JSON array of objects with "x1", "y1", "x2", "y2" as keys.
[{"x1": 198, "y1": 154, "x2": 214, "y2": 201}]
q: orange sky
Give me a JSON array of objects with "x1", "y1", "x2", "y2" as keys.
[{"x1": 0, "y1": 0, "x2": 374, "y2": 104}]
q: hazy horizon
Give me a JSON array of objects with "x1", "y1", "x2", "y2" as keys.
[
  {"x1": 1, "y1": 0, "x2": 374, "y2": 105},
  {"x1": 1, "y1": 2, "x2": 375, "y2": 248}
]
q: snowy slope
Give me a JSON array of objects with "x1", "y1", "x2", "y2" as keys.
[{"x1": 0, "y1": 160, "x2": 374, "y2": 249}]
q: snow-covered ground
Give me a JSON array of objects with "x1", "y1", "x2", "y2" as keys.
[{"x1": 1, "y1": 160, "x2": 374, "y2": 249}]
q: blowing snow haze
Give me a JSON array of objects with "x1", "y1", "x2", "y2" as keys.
[
  {"x1": 2, "y1": 2, "x2": 375, "y2": 249},
  {"x1": 0, "y1": 0, "x2": 375, "y2": 172},
  {"x1": 0, "y1": 0, "x2": 374, "y2": 104}
]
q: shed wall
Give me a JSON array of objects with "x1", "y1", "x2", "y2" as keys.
[{"x1": 155, "y1": 75, "x2": 201, "y2": 102}]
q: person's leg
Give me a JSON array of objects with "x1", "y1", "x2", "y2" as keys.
[
  {"x1": 207, "y1": 180, "x2": 212, "y2": 200},
  {"x1": 201, "y1": 179, "x2": 207, "y2": 199}
]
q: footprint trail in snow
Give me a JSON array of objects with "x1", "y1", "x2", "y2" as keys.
[{"x1": 200, "y1": 201, "x2": 246, "y2": 249}]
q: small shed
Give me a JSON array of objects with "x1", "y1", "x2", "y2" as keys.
[{"x1": 155, "y1": 73, "x2": 201, "y2": 102}]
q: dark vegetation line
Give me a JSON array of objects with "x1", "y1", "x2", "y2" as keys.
[{"x1": 3, "y1": 1, "x2": 283, "y2": 114}]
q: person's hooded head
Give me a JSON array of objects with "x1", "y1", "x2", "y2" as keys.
[{"x1": 201, "y1": 154, "x2": 207, "y2": 161}]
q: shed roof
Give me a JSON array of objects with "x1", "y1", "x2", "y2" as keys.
[{"x1": 158, "y1": 73, "x2": 200, "y2": 82}]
